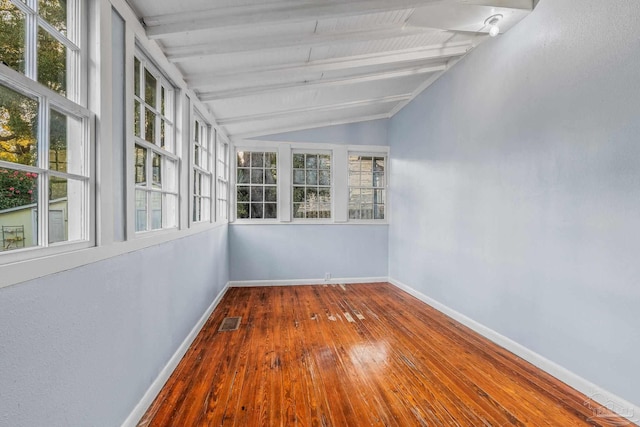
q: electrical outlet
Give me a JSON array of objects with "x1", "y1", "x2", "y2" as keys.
[{"x1": 324, "y1": 272, "x2": 331, "y2": 281}]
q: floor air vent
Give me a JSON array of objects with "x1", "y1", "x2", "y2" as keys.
[{"x1": 218, "y1": 316, "x2": 241, "y2": 332}]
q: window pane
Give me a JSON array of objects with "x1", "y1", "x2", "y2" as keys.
[
  {"x1": 145, "y1": 69, "x2": 157, "y2": 106},
  {"x1": 134, "y1": 145, "x2": 146, "y2": 185},
  {"x1": 265, "y1": 187, "x2": 277, "y2": 202},
  {"x1": 50, "y1": 109, "x2": 83, "y2": 175},
  {"x1": 160, "y1": 119, "x2": 165, "y2": 150},
  {"x1": 250, "y1": 168, "x2": 263, "y2": 184},
  {"x1": 267, "y1": 152, "x2": 277, "y2": 168},
  {"x1": 39, "y1": 0, "x2": 67, "y2": 35},
  {"x1": 165, "y1": 194, "x2": 177, "y2": 228},
  {"x1": 250, "y1": 203, "x2": 263, "y2": 219},
  {"x1": 165, "y1": 159, "x2": 177, "y2": 192},
  {"x1": 0, "y1": 84, "x2": 38, "y2": 167},
  {"x1": 135, "y1": 189, "x2": 147, "y2": 231},
  {"x1": 193, "y1": 196, "x2": 200, "y2": 222},
  {"x1": 293, "y1": 203, "x2": 304, "y2": 219},
  {"x1": 0, "y1": 167, "x2": 38, "y2": 251},
  {"x1": 0, "y1": 3, "x2": 26, "y2": 74},
  {"x1": 237, "y1": 168, "x2": 249, "y2": 184},
  {"x1": 305, "y1": 154, "x2": 317, "y2": 169},
  {"x1": 250, "y1": 152, "x2": 263, "y2": 168},
  {"x1": 319, "y1": 170, "x2": 330, "y2": 186},
  {"x1": 48, "y1": 176, "x2": 84, "y2": 244},
  {"x1": 152, "y1": 153, "x2": 161, "y2": 188},
  {"x1": 293, "y1": 170, "x2": 304, "y2": 185},
  {"x1": 374, "y1": 204, "x2": 385, "y2": 220},
  {"x1": 237, "y1": 151, "x2": 248, "y2": 167},
  {"x1": 306, "y1": 170, "x2": 317, "y2": 185},
  {"x1": 237, "y1": 186, "x2": 249, "y2": 202},
  {"x1": 319, "y1": 154, "x2": 331, "y2": 169},
  {"x1": 134, "y1": 101, "x2": 141, "y2": 137},
  {"x1": 37, "y1": 27, "x2": 67, "y2": 96},
  {"x1": 264, "y1": 203, "x2": 276, "y2": 219},
  {"x1": 160, "y1": 86, "x2": 166, "y2": 115},
  {"x1": 292, "y1": 154, "x2": 304, "y2": 169},
  {"x1": 293, "y1": 187, "x2": 304, "y2": 203},
  {"x1": 237, "y1": 203, "x2": 248, "y2": 219},
  {"x1": 250, "y1": 187, "x2": 263, "y2": 202},
  {"x1": 134, "y1": 58, "x2": 140, "y2": 96},
  {"x1": 151, "y1": 191, "x2": 161, "y2": 229},
  {"x1": 265, "y1": 168, "x2": 277, "y2": 185},
  {"x1": 144, "y1": 108, "x2": 155, "y2": 143}
]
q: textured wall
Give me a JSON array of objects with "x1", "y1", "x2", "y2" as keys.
[
  {"x1": 0, "y1": 226, "x2": 229, "y2": 427},
  {"x1": 388, "y1": 0, "x2": 640, "y2": 405},
  {"x1": 230, "y1": 224, "x2": 388, "y2": 281}
]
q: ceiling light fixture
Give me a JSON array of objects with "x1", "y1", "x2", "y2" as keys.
[{"x1": 485, "y1": 14, "x2": 504, "y2": 37}]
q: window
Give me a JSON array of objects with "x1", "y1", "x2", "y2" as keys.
[
  {"x1": 0, "y1": 0, "x2": 82, "y2": 102},
  {"x1": 1, "y1": 0, "x2": 90, "y2": 258},
  {"x1": 216, "y1": 133, "x2": 229, "y2": 221},
  {"x1": 292, "y1": 152, "x2": 331, "y2": 219},
  {"x1": 236, "y1": 150, "x2": 277, "y2": 220},
  {"x1": 348, "y1": 154, "x2": 386, "y2": 220},
  {"x1": 132, "y1": 53, "x2": 177, "y2": 232},
  {"x1": 192, "y1": 113, "x2": 211, "y2": 223}
]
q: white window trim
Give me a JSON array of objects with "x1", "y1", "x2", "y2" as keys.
[
  {"x1": 232, "y1": 140, "x2": 389, "y2": 225},
  {"x1": 347, "y1": 151, "x2": 389, "y2": 223},
  {"x1": 128, "y1": 47, "x2": 180, "y2": 235},
  {"x1": 233, "y1": 147, "x2": 280, "y2": 222},
  {"x1": 0, "y1": 37, "x2": 94, "y2": 265},
  {"x1": 215, "y1": 132, "x2": 230, "y2": 223},
  {"x1": 189, "y1": 108, "x2": 213, "y2": 226}
]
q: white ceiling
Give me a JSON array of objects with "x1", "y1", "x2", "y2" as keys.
[{"x1": 127, "y1": 0, "x2": 535, "y2": 140}]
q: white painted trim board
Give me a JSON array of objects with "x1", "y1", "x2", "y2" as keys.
[
  {"x1": 121, "y1": 282, "x2": 230, "y2": 427},
  {"x1": 229, "y1": 276, "x2": 388, "y2": 287},
  {"x1": 388, "y1": 278, "x2": 640, "y2": 425}
]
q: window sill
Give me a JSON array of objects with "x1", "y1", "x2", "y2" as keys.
[{"x1": 0, "y1": 222, "x2": 228, "y2": 290}]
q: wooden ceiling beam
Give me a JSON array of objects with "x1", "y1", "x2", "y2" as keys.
[
  {"x1": 185, "y1": 42, "x2": 472, "y2": 88},
  {"x1": 214, "y1": 94, "x2": 412, "y2": 126},
  {"x1": 197, "y1": 64, "x2": 447, "y2": 101},
  {"x1": 144, "y1": 0, "x2": 456, "y2": 38},
  {"x1": 166, "y1": 25, "x2": 436, "y2": 62}
]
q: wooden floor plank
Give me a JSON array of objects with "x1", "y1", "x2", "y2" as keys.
[{"x1": 139, "y1": 283, "x2": 635, "y2": 427}]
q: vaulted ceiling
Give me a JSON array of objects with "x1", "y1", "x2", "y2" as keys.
[{"x1": 127, "y1": 0, "x2": 535, "y2": 140}]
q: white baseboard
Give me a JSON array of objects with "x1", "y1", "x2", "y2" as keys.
[
  {"x1": 121, "y1": 282, "x2": 230, "y2": 427},
  {"x1": 229, "y1": 276, "x2": 388, "y2": 287},
  {"x1": 389, "y1": 278, "x2": 640, "y2": 425}
]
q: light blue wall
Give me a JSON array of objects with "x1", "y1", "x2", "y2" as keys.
[
  {"x1": 0, "y1": 226, "x2": 229, "y2": 427},
  {"x1": 230, "y1": 225, "x2": 387, "y2": 281},
  {"x1": 388, "y1": 0, "x2": 640, "y2": 406},
  {"x1": 234, "y1": 120, "x2": 390, "y2": 282},
  {"x1": 256, "y1": 119, "x2": 389, "y2": 146}
]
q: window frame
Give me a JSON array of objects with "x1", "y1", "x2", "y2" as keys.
[
  {"x1": 0, "y1": 63, "x2": 94, "y2": 265},
  {"x1": 347, "y1": 152, "x2": 388, "y2": 222},
  {"x1": 0, "y1": 0, "x2": 96, "y2": 265},
  {"x1": 230, "y1": 141, "x2": 388, "y2": 225},
  {"x1": 234, "y1": 148, "x2": 279, "y2": 221},
  {"x1": 129, "y1": 48, "x2": 179, "y2": 235},
  {"x1": 291, "y1": 149, "x2": 333, "y2": 222},
  {"x1": 216, "y1": 132, "x2": 230, "y2": 222},
  {"x1": 190, "y1": 109, "x2": 213, "y2": 225}
]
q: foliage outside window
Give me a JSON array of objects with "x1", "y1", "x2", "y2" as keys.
[
  {"x1": 216, "y1": 133, "x2": 229, "y2": 221},
  {"x1": 192, "y1": 114, "x2": 211, "y2": 223},
  {"x1": 133, "y1": 53, "x2": 177, "y2": 232},
  {"x1": 348, "y1": 155, "x2": 386, "y2": 220},
  {"x1": 292, "y1": 152, "x2": 331, "y2": 219},
  {"x1": 236, "y1": 150, "x2": 277, "y2": 219},
  {"x1": 1, "y1": 0, "x2": 89, "y2": 256}
]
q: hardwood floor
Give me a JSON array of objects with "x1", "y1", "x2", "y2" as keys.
[{"x1": 139, "y1": 283, "x2": 634, "y2": 426}]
